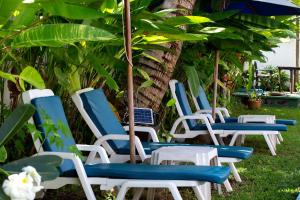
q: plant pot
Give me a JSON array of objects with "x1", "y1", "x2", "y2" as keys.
[{"x1": 247, "y1": 99, "x2": 262, "y2": 109}]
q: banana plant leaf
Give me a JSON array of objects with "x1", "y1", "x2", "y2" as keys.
[
  {"x1": 0, "y1": 104, "x2": 35, "y2": 147},
  {"x1": 1, "y1": 155, "x2": 62, "y2": 181},
  {"x1": 12, "y1": 24, "x2": 116, "y2": 48}
]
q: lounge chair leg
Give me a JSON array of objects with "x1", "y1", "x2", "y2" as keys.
[
  {"x1": 229, "y1": 134, "x2": 240, "y2": 146},
  {"x1": 263, "y1": 134, "x2": 276, "y2": 156},
  {"x1": 228, "y1": 162, "x2": 242, "y2": 182},
  {"x1": 193, "y1": 185, "x2": 206, "y2": 200},
  {"x1": 241, "y1": 135, "x2": 246, "y2": 145},
  {"x1": 223, "y1": 179, "x2": 233, "y2": 192},
  {"x1": 146, "y1": 189, "x2": 155, "y2": 200},
  {"x1": 116, "y1": 185, "x2": 129, "y2": 200},
  {"x1": 168, "y1": 184, "x2": 183, "y2": 200},
  {"x1": 216, "y1": 160, "x2": 233, "y2": 192},
  {"x1": 278, "y1": 133, "x2": 283, "y2": 142},
  {"x1": 267, "y1": 134, "x2": 277, "y2": 151},
  {"x1": 133, "y1": 188, "x2": 144, "y2": 200}
]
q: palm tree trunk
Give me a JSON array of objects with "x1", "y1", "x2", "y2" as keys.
[{"x1": 134, "y1": 0, "x2": 197, "y2": 112}]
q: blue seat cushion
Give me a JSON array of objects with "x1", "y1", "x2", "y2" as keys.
[
  {"x1": 222, "y1": 117, "x2": 296, "y2": 126},
  {"x1": 31, "y1": 96, "x2": 77, "y2": 173},
  {"x1": 191, "y1": 123, "x2": 287, "y2": 132},
  {"x1": 62, "y1": 163, "x2": 231, "y2": 184},
  {"x1": 80, "y1": 89, "x2": 129, "y2": 150},
  {"x1": 275, "y1": 119, "x2": 296, "y2": 125},
  {"x1": 175, "y1": 82, "x2": 198, "y2": 129},
  {"x1": 196, "y1": 86, "x2": 212, "y2": 110},
  {"x1": 115, "y1": 142, "x2": 253, "y2": 160}
]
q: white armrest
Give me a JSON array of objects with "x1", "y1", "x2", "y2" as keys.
[
  {"x1": 93, "y1": 134, "x2": 131, "y2": 146},
  {"x1": 76, "y1": 144, "x2": 110, "y2": 164},
  {"x1": 216, "y1": 107, "x2": 230, "y2": 117},
  {"x1": 123, "y1": 126, "x2": 159, "y2": 142},
  {"x1": 169, "y1": 114, "x2": 219, "y2": 145},
  {"x1": 196, "y1": 109, "x2": 225, "y2": 123},
  {"x1": 93, "y1": 134, "x2": 148, "y2": 162}
]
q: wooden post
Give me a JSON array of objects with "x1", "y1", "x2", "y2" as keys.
[
  {"x1": 212, "y1": 50, "x2": 220, "y2": 120},
  {"x1": 290, "y1": 69, "x2": 294, "y2": 93},
  {"x1": 124, "y1": 0, "x2": 135, "y2": 163}
]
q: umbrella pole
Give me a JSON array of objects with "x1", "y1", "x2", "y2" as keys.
[
  {"x1": 124, "y1": 0, "x2": 135, "y2": 163},
  {"x1": 212, "y1": 50, "x2": 220, "y2": 120}
]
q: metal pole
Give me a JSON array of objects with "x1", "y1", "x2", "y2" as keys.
[
  {"x1": 296, "y1": 17, "x2": 299, "y2": 87},
  {"x1": 124, "y1": 0, "x2": 135, "y2": 163},
  {"x1": 212, "y1": 50, "x2": 220, "y2": 120}
]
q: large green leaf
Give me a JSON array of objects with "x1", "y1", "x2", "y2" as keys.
[
  {"x1": 19, "y1": 66, "x2": 46, "y2": 89},
  {"x1": 2, "y1": 155, "x2": 62, "y2": 181},
  {"x1": 8, "y1": 4, "x2": 38, "y2": 29},
  {"x1": 100, "y1": 0, "x2": 117, "y2": 14},
  {"x1": 185, "y1": 66, "x2": 200, "y2": 97},
  {"x1": 42, "y1": 1, "x2": 105, "y2": 19},
  {"x1": 233, "y1": 14, "x2": 289, "y2": 29},
  {"x1": 143, "y1": 33, "x2": 207, "y2": 44},
  {"x1": 12, "y1": 24, "x2": 116, "y2": 47},
  {"x1": 164, "y1": 16, "x2": 212, "y2": 26},
  {"x1": 0, "y1": 146, "x2": 7, "y2": 163},
  {"x1": 0, "y1": 0, "x2": 22, "y2": 28},
  {"x1": 0, "y1": 104, "x2": 35, "y2": 147},
  {"x1": 0, "y1": 71, "x2": 17, "y2": 83}
]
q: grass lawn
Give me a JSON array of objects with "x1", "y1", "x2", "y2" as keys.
[{"x1": 212, "y1": 105, "x2": 300, "y2": 200}]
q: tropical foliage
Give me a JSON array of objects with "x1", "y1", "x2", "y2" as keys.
[{"x1": 0, "y1": 104, "x2": 62, "y2": 199}]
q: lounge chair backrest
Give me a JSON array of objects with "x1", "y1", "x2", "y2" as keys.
[
  {"x1": 79, "y1": 89, "x2": 129, "y2": 150},
  {"x1": 196, "y1": 86, "x2": 212, "y2": 110},
  {"x1": 174, "y1": 82, "x2": 198, "y2": 130},
  {"x1": 31, "y1": 95, "x2": 77, "y2": 173}
]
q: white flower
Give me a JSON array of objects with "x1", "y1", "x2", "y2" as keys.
[
  {"x1": 22, "y1": 0, "x2": 34, "y2": 4},
  {"x1": 2, "y1": 166, "x2": 43, "y2": 200},
  {"x1": 2, "y1": 172, "x2": 35, "y2": 200},
  {"x1": 22, "y1": 166, "x2": 41, "y2": 186}
]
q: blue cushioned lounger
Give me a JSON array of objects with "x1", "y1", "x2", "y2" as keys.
[
  {"x1": 29, "y1": 94, "x2": 231, "y2": 200},
  {"x1": 175, "y1": 83, "x2": 288, "y2": 132},
  {"x1": 79, "y1": 89, "x2": 254, "y2": 160},
  {"x1": 219, "y1": 117, "x2": 296, "y2": 126},
  {"x1": 171, "y1": 80, "x2": 286, "y2": 157},
  {"x1": 116, "y1": 143, "x2": 253, "y2": 160},
  {"x1": 64, "y1": 163, "x2": 230, "y2": 184},
  {"x1": 196, "y1": 85, "x2": 296, "y2": 126}
]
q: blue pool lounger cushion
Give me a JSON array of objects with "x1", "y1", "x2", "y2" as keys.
[
  {"x1": 195, "y1": 85, "x2": 296, "y2": 126},
  {"x1": 79, "y1": 89, "x2": 254, "y2": 160},
  {"x1": 63, "y1": 163, "x2": 231, "y2": 184},
  {"x1": 30, "y1": 94, "x2": 231, "y2": 185},
  {"x1": 175, "y1": 82, "x2": 288, "y2": 132}
]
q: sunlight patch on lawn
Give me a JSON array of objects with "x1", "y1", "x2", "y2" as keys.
[{"x1": 278, "y1": 187, "x2": 300, "y2": 194}]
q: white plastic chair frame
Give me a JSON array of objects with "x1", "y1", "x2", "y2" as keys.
[
  {"x1": 169, "y1": 80, "x2": 279, "y2": 157},
  {"x1": 188, "y1": 82, "x2": 283, "y2": 144},
  {"x1": 23, "y1": 89, "x2": 209, "y2": 200},
  {"x1": 71, "y1": 88, "x2": 233, "y2": 193}
]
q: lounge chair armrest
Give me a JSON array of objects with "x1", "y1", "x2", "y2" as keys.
[
  {"x1": 94, "y1": 135, "x2": 148, "y2": 162},
  {"x1": 196, "y1": 109, "x2": 225, "y2": 123},
  {"x1": 123, "y1": 126, "x2": 159, "y2": 142},
  {"x1": 216, "y1": 107, "x2": 230, "y2": 117},
  {"x1": 76, "y1": 144, "x2": 110, "y2": 164},
  {"x1": 93, "y1": 134, "x2": 131, "y2": 146},
  {"x1": 170, "y1": 114, "x2": 212, "y2": 135}
]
